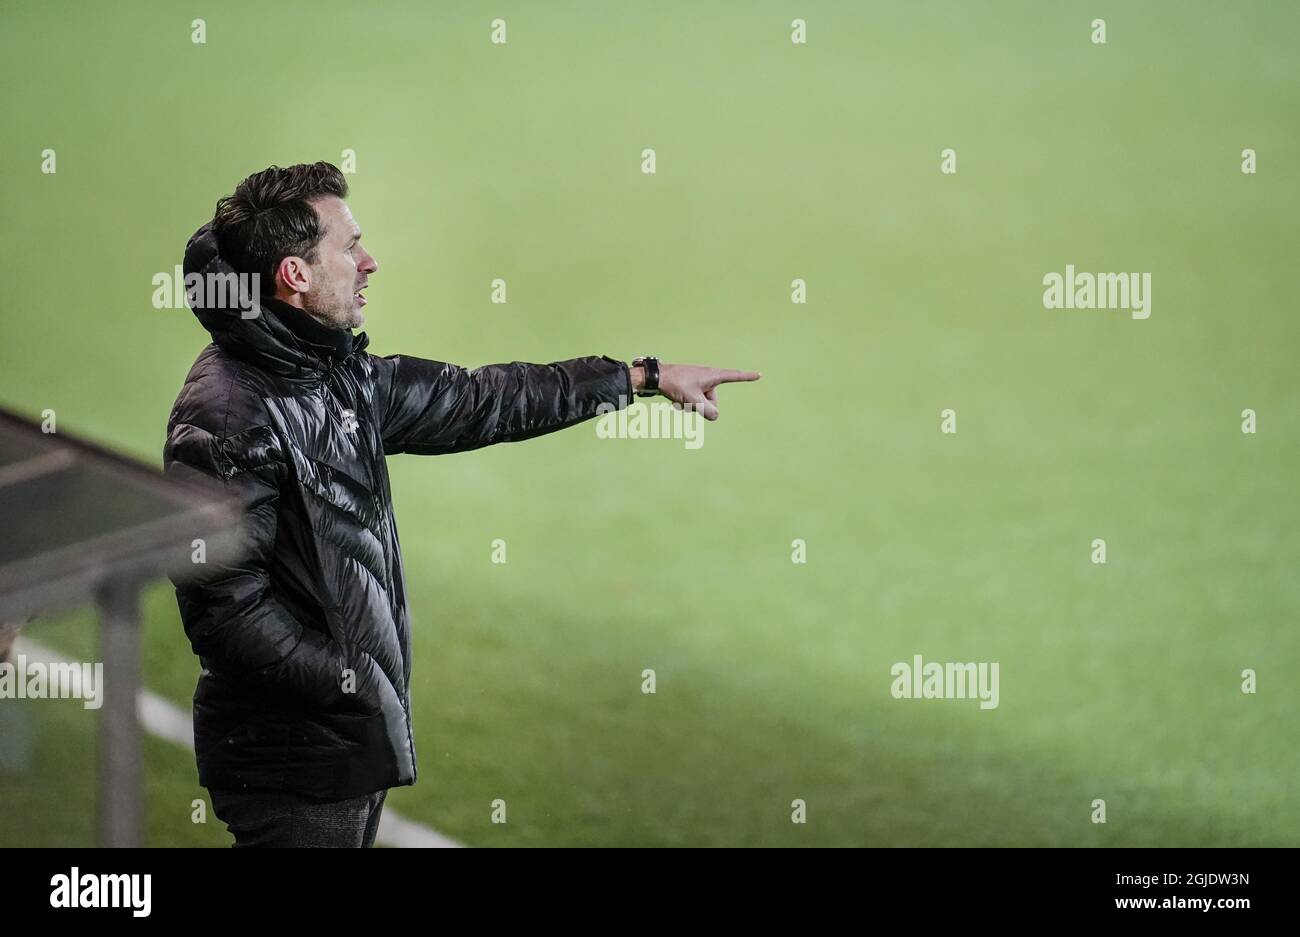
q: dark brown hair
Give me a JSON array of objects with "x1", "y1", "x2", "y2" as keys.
[{"x1": 212, "y1": 161, "x2": 349, "y2": 284}]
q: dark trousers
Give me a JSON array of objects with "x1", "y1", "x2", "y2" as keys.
[{"x1": 208, "y1": 786, "x2": 388, "y2": 848}]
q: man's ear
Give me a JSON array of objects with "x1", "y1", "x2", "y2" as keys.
[{"x1": 276, "y1": 255, "x2": 311, "y2": 294}]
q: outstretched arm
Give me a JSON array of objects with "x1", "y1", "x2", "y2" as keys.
[
  {"x1": 374, "y1": 354, "x2": 631, "y2": 455},
  {"x1": 374, "y1": 354, "x2": 762, "y2": 455}
]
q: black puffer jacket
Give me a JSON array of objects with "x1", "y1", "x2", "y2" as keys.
[{"x1": 164, "y1": 223, "x2": 630, "y2": 800}]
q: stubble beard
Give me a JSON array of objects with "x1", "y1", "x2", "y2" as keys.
[{"x1": 304, "y1": 281, "x2": 361, "y2": 331}]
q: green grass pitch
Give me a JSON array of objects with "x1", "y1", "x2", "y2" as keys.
[{"x1": 1, "y1": 0, "x2": 1297, "y2": 846}]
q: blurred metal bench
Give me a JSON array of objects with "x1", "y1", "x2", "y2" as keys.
[{"x1": 0, "y1": 406, "x2": 237, "y2": 847}]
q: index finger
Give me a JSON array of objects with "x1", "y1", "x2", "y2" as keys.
[{"x1": 712, "y1": 369, "x2": 762, "y2": 384}]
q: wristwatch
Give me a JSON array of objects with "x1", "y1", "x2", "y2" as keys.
[{"x1": 631, "y1": 356, "x2": 660, "y2": 397}]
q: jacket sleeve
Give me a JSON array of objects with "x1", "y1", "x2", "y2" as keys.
[
  {"x1": 164, "y1": 385, "x2": 359, "y2": 711},
  {"x1": 372, "y1": 353, "x2": 632, "y2": 456}
]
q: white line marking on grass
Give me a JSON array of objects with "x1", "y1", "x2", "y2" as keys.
[
  {"x1": 16, "y1": 636, "x2": 462, "y2": 848},
  {"x1": 377, "y1": 807, "x2": 461, "y2": 848}
]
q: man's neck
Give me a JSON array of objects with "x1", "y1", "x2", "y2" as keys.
[{"x1": 263, "y1": 296, "x2": 354, "y2": 363}]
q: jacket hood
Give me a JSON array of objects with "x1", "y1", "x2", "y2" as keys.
[{"x1": 183, "y1": 222, "x2": 368, "y2": 379}]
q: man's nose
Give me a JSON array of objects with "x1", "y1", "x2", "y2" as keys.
[{"x1": 360, "y1": 249, "x2": 378, "y2": 274}]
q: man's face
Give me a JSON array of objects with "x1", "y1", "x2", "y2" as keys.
[{"x1": 300, "y1": 196, "x2": 378, "y2": 329}]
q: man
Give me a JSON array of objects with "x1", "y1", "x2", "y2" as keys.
[{"x1": 164, "y1": 161, "x2": 759, "y2": 847}]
